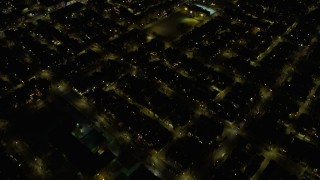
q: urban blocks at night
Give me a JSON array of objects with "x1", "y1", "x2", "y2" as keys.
[{"x1": 1, "y1": 0, "x2": 320, "y2": 179}]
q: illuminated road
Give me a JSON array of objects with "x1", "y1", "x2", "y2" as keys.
[
  {"x1": 212, "y1": 120, "x2": 245, "y2": 165},
  {"x1": 252, "y1": 145, "x2": 306, "y2": 180},
  {"x1": 251, "y1": 22, "x2": 298, "y2": 67}
]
